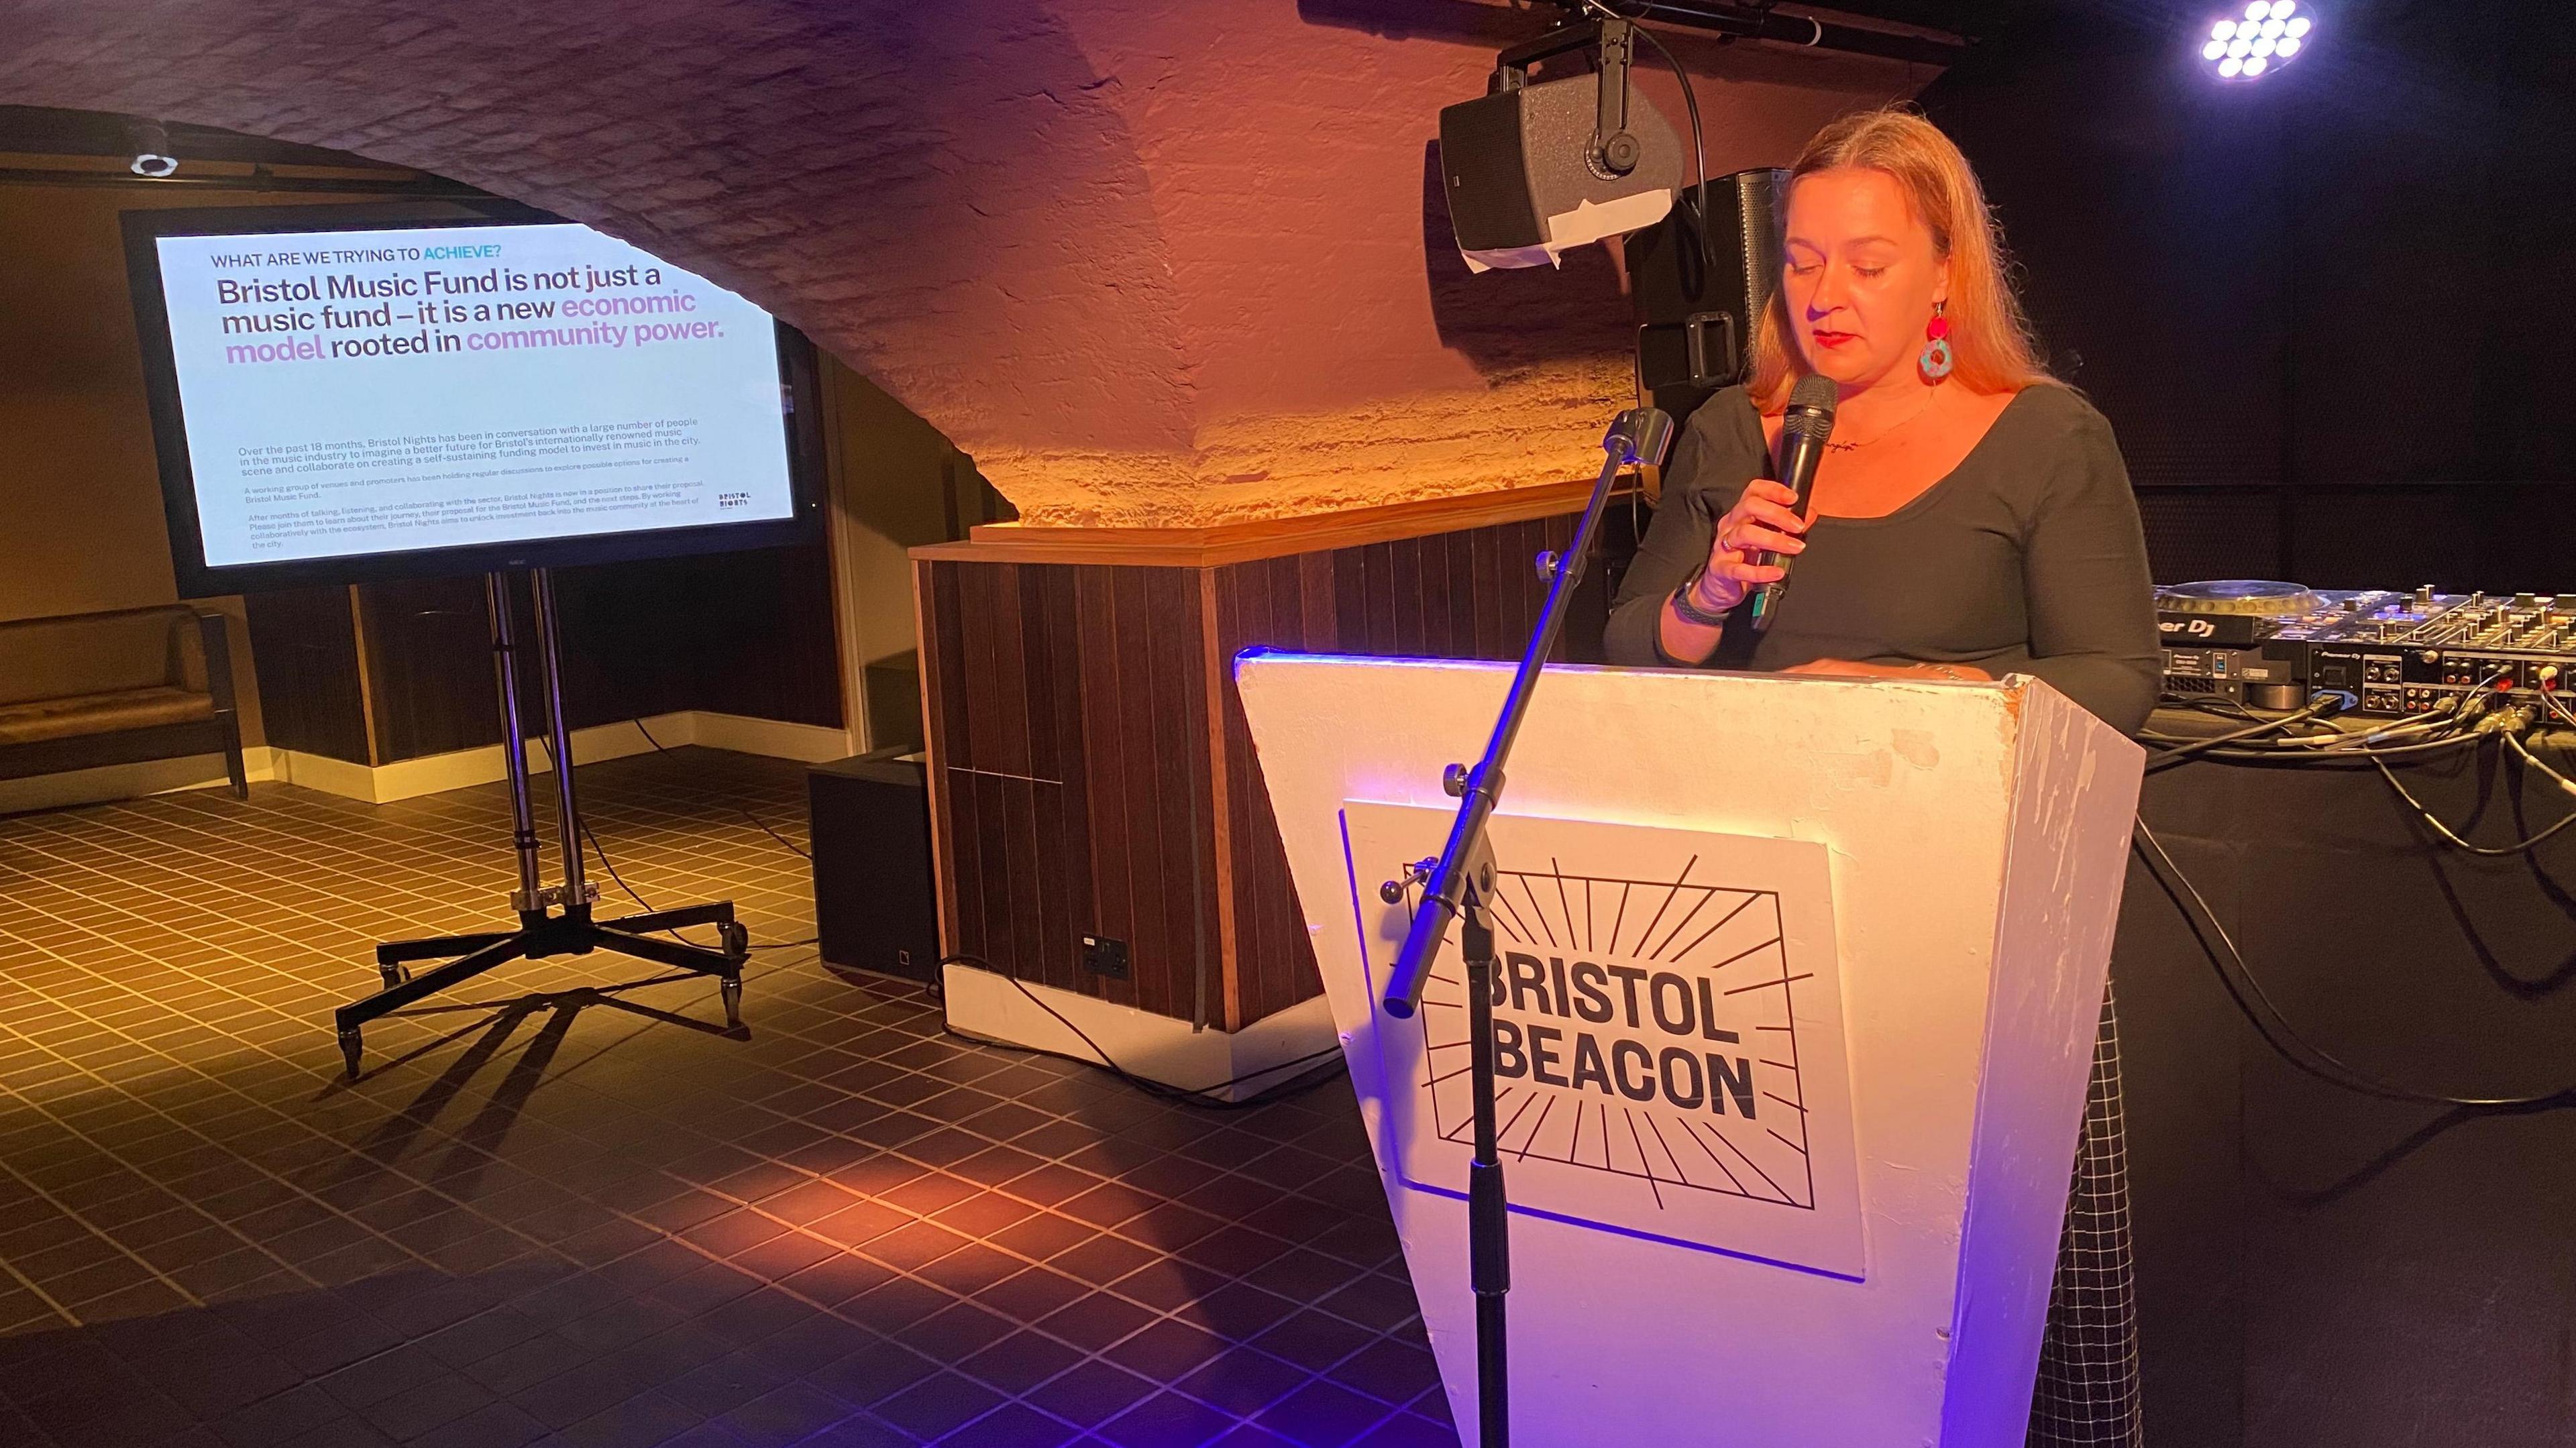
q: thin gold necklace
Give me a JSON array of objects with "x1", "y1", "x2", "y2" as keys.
[{"x1": 1823, "y1": 394, "x2": 1936, "y2": 452}]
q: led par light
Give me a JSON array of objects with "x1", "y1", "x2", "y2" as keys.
[{"x1": 2202, "y1": 0, "x2": 2313, "y2": 80}]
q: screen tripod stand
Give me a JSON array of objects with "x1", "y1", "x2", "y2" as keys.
[{"x1": 332, "y1": 567, "x2": 748, "y2": 1077}]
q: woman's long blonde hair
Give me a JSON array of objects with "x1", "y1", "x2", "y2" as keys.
[{"x1": 1748, "y1": 107, "x2": 2048, "y2": 407}]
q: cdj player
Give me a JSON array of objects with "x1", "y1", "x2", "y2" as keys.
[{"x1": 2157, "y1": 580, "x2": 2576, "y2": 716}]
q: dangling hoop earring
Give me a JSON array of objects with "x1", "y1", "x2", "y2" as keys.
[{"x1": 1918, "y1": 300, "x2": 1955, "y2": 384}]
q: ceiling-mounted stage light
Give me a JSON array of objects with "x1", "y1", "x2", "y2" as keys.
[
  {"x1": 127, "y1": 118, "x2": 178, "y2": 178},
  {"x1": 2203, "y1": 0, "x2": 2313, "y2": 80}
]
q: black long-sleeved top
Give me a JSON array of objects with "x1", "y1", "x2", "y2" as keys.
[{"x1": 1603, "y1": 384, "x2": 2161, "y2": 736}]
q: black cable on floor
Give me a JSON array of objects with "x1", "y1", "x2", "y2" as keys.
[
  {"x1": 532, "y1": 736, "x2": 817, "y2": 952},
  {"x1": 628, "y1": 718, "x2": 812, "y2": 860},
  {"x1": 937, "y1": 954, "x2": 1348, "y2": 1111}
]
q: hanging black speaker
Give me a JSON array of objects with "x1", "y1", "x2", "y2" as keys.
[
  {"x1": 1438, "y1": 21, "x2": 1687, "y2": 272},
  {"x1": 1625, "y1": 167, "x2": 1790, "y2": 432}
]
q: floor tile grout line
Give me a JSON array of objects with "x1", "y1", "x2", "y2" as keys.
[
  {"x1": 11, "y1": 805, "x2": 524, "y2": 919},
  {"x1": 0, "y1": 1214, "x2": 80, "y2": 1331},
  {"x1": 94, "y1": 765, "x2": 813, "y2": 902},
  {"x1": 0, "y1": 828, "x2": 803, "y2": 1105},
  {"x1": 0, "y1": 760, "x2": 1438, "y2": 1447},
  {"x1": 0, "y1": 1026, "x2": 407, "y2": 1294},
  {"x1": 0, "y1": 915, "x2": 595, "y2": 1288},
  {"x1": 0, "y1": 876, "x2": 412, "y2": 1083},
  {"x1": 0, "y1": 1116, "x2": 211, "y2": 1315},
  {"x1": 0, "y1": 899, "x2": 431, "y2": 1119},
  {"x1": 470, "y1": 987, "x2": 1419, "y2": 1423},
  {"x1": 22, "y1": 778, "x2": 793, "y2": 948},
  {"x1": 1, "y1": 820, "x2": 541, "y2": 981},
  {"x1": 578, "y1": 1052, "x2": 1422, "y2": 1424}
]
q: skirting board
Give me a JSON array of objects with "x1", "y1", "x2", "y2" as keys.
[
  {"x1": 0, "y1": 747, "x2": 280, "y2": 818},
  {"x1": 273, "y1": 711, "x2": 855, "y2": 804},
  {"x1": 0, "y1": 712, "x2": 854, "y2": 815},
  {"x1": 943, "y1": 962, "x2": 1339, "y2": 1103}
]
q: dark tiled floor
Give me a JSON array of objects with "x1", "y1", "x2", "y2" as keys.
[{"x1": 0, "y1": 749, "x2": 1455, "y2": 1447}]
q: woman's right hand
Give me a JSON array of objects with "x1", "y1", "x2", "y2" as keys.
[{"x1": 1687, "y1": 478, "x2": 1809, "y2": 613}]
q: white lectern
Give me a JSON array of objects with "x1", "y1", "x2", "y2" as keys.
[{"x1": 1237, "y1": 654, "x2": 2143, "y2": 1447}]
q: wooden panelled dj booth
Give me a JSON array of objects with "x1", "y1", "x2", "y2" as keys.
[{"x1": 910, "y1": 484, "x2": 1611, "y2": 1042}]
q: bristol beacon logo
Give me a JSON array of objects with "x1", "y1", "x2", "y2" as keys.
[{"x1": 1410, "y1": 862, "x2": 1818, "y2": 1212}]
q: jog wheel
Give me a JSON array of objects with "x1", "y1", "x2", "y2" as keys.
[{"x1": 2155, "y1": 579, "x2": 2320, "y2": 618}]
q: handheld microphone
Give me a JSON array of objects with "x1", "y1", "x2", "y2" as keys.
[{"x1": 1747, "y1": 372, "x2": 1839, "y2": 633}]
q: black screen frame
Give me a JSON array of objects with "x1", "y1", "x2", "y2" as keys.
[{"x1": 120, "y1": 200, "x2": 828, "y2": 597}]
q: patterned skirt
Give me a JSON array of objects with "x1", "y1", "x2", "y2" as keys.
[{"x1": 2027, "y1": 981, "x2": 2145, "y2": 1447}]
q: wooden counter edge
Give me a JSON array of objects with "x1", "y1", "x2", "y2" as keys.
[{"x1": 907, "y1": 478, "x2": 1619, "y2": 569}]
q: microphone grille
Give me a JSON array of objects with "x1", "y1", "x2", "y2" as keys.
[{"x1": 1786, "y1": 374, "x2": 1839, "y2": 441}]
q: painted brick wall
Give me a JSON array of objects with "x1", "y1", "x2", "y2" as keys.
[{"x1": 0, "y1": 0, "x2": 1921, "y2": 525}]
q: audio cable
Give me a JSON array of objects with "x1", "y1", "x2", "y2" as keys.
[
  {"x1": 2132, "y1": 817, "x2": 2576, "y2": 1109},
  {"x1": 2368, "y1": 704, "x2": 2576, "y2": 856},
  {"x1": 937, "y1": 954, "x2": 1348, "y2": 1111},
  {"x1": 2143, "y1": 670, "x2": 2522, "y2": 767}
]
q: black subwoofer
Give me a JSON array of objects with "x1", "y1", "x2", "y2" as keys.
[{"x1": 808, "y1": 748, "x2": 938, "y2": 983}]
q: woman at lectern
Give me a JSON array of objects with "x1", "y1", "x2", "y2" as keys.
[
  {"x1": 1606, "y1": 109, "x2": 2155, "y2": 1447},
  {"x1": 1603, "y1": 107, "x2": 2159, "y2": 736}
]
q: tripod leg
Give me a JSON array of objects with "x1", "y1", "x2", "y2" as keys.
[
  {"x1": 589, "y1": 926, "x2": 743, "y2": 1026},
  {"x1": 588, "y1": 926, "x2": 735, "y2": 972},
  {"x1": 378, "y1": 933, "x2": 511, "y2": 967},
  {"x1": 339, "y1": 935, "x2": 531, "y2": 1031},
  {"x1": 604, "y1": 901, "x2": 736, "y2": 935}
]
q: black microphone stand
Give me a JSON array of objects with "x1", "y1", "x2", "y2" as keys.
[{"x1": 1379, "y1": 406, "x2": 1673, "y2": 1448}]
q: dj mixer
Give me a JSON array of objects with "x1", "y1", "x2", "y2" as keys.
[{"x1": 2156, "y1": 581, "x2": 2576, "y2": 718}]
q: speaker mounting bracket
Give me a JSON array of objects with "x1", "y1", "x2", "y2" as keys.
[{"x1": 1490, "y1": 17, "x2": 1640, "y2": 179}]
